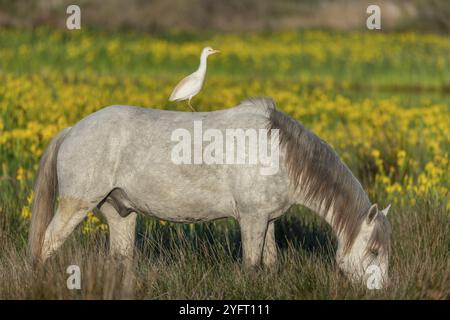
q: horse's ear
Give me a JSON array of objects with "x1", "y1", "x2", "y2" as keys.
[
  {"x1": 381, "y1": 204, "x2": 391, "y2": 216},
  {"x1": 366, "y1": 204, "x2": 378, "y2": 224}
]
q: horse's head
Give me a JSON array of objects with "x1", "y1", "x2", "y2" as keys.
[{"x1": 336, "y1": 204, "x2": 391, "y2": 289}]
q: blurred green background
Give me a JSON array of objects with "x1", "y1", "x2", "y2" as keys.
[{"x1": 0, "y1": 0, "x2": 449, "y2": 33}]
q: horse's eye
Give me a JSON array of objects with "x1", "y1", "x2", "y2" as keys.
[{"x1": 370, "y1": 249, "x2": 379, "y2": 256}]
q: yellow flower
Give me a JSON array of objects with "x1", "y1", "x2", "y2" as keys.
[
  {"x1": 82, "y1": 212, "x2": 108, "y2": 234},
  {"x1": 20, "y1": 192, "x2": 34, "y2": 220},
  {"x1": 21, "y1": 206, "x2": 31, "y2": 220},
  {"x1": 16, "y1": 167, "x2": 26, "y2": 182},
  {"x1": 397, "y1": 150, "x2": 406, "y2": 168},
  {"x1": 371, "y1": 149, "x2": 381, "y2": 159}
]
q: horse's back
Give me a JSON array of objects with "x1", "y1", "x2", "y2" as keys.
[
  {"x1": 55, "y1": 99, "x2": 290, "y2": 219},
  {"x1": 61, "y1": 101, "x2": 273, "y2": 157}
]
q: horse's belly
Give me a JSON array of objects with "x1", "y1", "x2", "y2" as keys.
[
  {"x1": 117, "y1": 161, "x2": 291, "y2": 223},
  {"x1": 126, "y1": 182, "x2": 234, "y2": 222}
]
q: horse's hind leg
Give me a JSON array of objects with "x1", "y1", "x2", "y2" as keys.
[
  {"x1": 99, "y1": 201, "x2": 136, "y2": 259},
  {"x1": 41, "y1": 198, "x2": 90, "y2": 262},
  {"x1": 263, "y1": 221, "x2": 277, "y2": 269},
  {"x1": 99, "y1": 201, "x2": 136, "y2": 297}
]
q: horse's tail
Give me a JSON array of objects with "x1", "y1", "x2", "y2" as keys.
[{"x1": 29, "y1": 127, "x2": 71, "y2": 264}]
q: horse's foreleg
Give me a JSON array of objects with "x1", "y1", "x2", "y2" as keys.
[
  {"x1": 99, "y1": 201, "x2": 136, "y2": 297},
  {"x1": 41, "y1": 198, "x2": 89, "y2": 262},
  {"x1": 239, "y1": 215, "x2": 268, "y2": 268},
  {"x1": 262, "y1": 220, "x2": 277, "y2": 269}
]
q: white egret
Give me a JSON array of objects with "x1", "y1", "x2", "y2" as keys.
[{"x1": 169, "y1": 47, "x2": 220, "y2": 111}]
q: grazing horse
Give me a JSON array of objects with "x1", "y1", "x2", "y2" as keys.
[{"x1": 29, "y1": 97, "x2": 391, "y2": 287}]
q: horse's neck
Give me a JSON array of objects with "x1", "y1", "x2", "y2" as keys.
[
  {"x1": 294, "y1": 190, "x2": 334, "y2": 224},
  {"x1": 293, "y1": 189, "x2": 350, "y2": 245}
]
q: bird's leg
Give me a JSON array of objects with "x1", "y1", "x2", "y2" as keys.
[{"x1": 188, "y1": 97, "x2": 197, "y2": 112}]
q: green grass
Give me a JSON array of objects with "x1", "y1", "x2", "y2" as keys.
[{"x1": 1, "y1": 28, "x2": 449, "y2": 87}]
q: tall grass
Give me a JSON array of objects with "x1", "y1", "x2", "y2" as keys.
[{"x1": 0, "y1": 182, "x2": 448, "y2": 299}]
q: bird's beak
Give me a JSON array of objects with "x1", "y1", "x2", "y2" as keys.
[{"x1": 212, "y1": 49, "x2": 220, "y2": 54}]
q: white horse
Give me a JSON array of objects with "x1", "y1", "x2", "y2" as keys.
[{"x1": 29, "y1": 97, "x2": 391, "y2": 287}]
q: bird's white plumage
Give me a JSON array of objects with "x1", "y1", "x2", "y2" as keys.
[
  {"x1": 169, "y1": 47, "x2": 219, "y2": 109},
  {"x1": 169, "y1": 74, "x2": 202, "y2": 101}
]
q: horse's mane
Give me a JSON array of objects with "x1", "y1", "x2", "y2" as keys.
[{"x1": 243, "y1": 97, "x2": 372, "y2": 252}]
